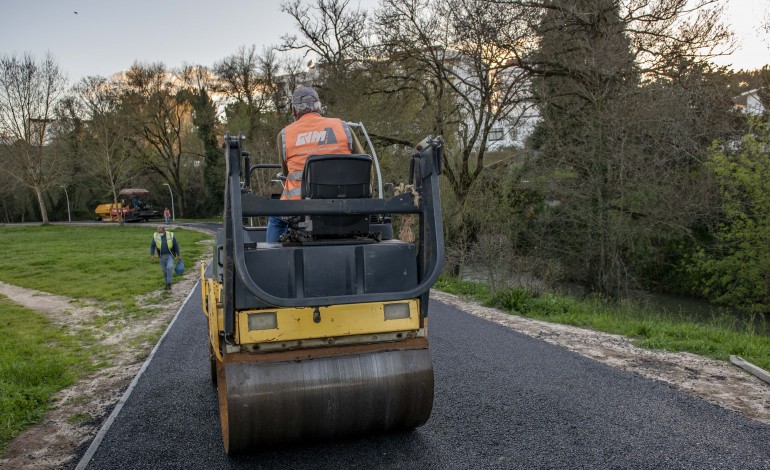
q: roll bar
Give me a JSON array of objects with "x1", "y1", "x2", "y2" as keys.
[
  {"x1": 221, "y1": 134, "x2": 445, "y2": 316},
  {"x1": 346, "y1": 122, "x2": 383, "y2": 198}
]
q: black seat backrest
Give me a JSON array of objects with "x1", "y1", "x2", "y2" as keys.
[
  {"x1": 301, "y1": 154, "x2": 372, "y2": 200},
  {"x1": 298, "y1": 154, "x2": 373, "y2": 238}
]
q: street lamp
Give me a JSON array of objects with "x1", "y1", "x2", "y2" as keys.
[
  {"x1": 162, "y1": 183, "x2": 175, "y2": 222},
  {"x1": 60, "y1": 185, "x2": 71, "y2": 222}
]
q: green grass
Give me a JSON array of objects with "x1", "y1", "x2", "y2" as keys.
[
  {"x1": 0, "y1": 295, "x2": 97, "y2": 452},
  {"x1": 0, "y1": 225, "x2": 213, "y2": 455},
  {"x1": 435, "y1": 276, "x2": 770, "y2": 372},
  {"x1": 0, "y1": 225, "x2": 210, "y2": 301}
]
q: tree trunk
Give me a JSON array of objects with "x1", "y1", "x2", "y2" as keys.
[{"x1": 35, "y1": 186, "x2": 49, "y2": 224}]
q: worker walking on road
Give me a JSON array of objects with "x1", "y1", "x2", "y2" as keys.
[
  {"x1": 163, "y1": 207, "x2": 171, "y2": 224},
  {"x1": 150, "y1": 225, "x2": 181, "y2": 290}
]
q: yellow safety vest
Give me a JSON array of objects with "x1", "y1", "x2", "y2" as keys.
[{"x1": 153, "y1": 232, "x2": 175, "y2": 252}]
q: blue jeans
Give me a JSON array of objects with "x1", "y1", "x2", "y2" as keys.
[
  {"x1": 266, "y1": 216, "x2": 289, "y2": 243},
  {"x1": 159, "y1": 253, "x2": 174, "y2": 284}
]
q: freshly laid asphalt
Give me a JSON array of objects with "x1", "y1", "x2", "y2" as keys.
[{"x1": 76, "y1": 283, "x2": 770, "y2": 469}]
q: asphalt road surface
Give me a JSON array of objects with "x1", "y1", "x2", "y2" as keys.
[{"x1": 77, "y1": 284, "x2": 770, "y2": 469}]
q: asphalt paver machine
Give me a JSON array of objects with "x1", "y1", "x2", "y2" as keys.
[{"x1": 201, "y1": 131, "x2": 445, "y2": 453}]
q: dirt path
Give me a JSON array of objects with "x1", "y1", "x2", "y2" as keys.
[
  {"x1": 431, "y1": 291, "x2": 770, "y2": 426},
  {"x1": 0, "y1": 269, "x2": 202, "y2": 470}
]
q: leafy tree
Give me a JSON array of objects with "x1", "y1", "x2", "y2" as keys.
[
  {"x1": 719, "y1": 66, "x2": 770, "y2": 97},
  {"x1": 0, "y1": 165, "x2": 32, "y2": 222},
  {"x1": 181, "y1": 65, "x2": 223, "y2": 215},
  {"x1": 692, "y1": 117, "x2": 770, "y2": 312},
  {"x1": 525, "y1": 0, "x2": 734, "y2": 297},
  {"x1": 0, "y1": 53, "x2": 67, "y2": 223}
]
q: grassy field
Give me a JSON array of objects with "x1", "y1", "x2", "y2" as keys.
[
  {"x1": 0, "y1": 225, "x2": 212, "y2": 453},
  {"x1": 435, "y1": 277, "x2": 770, "y2": 372},
  {"x1": 0, "y1": 225, "x2": 210, "y2": 300}
]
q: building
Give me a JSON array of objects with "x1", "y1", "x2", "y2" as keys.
[{"x1": 733, "y1": 88, "x2": 766, "y2": 116}]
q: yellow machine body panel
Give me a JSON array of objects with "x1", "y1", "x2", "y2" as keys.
[
  {"x1": 235, "y1": 300, "x2": 420, "y2": 345},
  {"x1": 201, "y1": 268, "x2": 226, "y2": 361},
  {"x1": 94, "y1": 203, "x2": 114, "y2": 218}
]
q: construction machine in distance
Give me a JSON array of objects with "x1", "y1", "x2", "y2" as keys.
[
  {"x1": 94, "y1": 188, "x2": 162, "y2": 222},
  {"x1": 201, "y1": 127, "x2": 445, "y2": 454}
]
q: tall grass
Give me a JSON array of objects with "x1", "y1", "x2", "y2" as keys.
[{"x1": 435, "y1": 277, "x2": 770, "y2": 371}]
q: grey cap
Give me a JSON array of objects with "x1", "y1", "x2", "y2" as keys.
[{"x1": 292, "y1": 86, "x2": 320, "y2": 105}]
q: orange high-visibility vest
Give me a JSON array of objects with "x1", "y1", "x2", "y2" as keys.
[{"x1": 281, "y1": 113, "x2": 352, "y2": 200}]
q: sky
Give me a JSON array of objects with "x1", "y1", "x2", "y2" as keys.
[{"x1": 0, "y1": 0, "x2": 767, "y2": 84}]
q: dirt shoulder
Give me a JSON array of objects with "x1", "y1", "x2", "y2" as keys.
[
  {"x1": 431, "y1": 291, "x2": 770, "y2": 426},
  {"x1": 0, "y1": 267, "x2": 203, "y2": 470}
]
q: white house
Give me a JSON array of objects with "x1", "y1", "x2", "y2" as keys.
[{"x1": 733, "y1": 88, "x2": 766, "y2": 116}]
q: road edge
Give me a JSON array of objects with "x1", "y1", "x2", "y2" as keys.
[{"x1": 74, "y1": 281, "x2": 200, "y2": 470}]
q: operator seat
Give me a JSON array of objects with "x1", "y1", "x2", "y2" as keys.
[{"x1": 298, "y1": 154, "x2": 372, "y2": 237}]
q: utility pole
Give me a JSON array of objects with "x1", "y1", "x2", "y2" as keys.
[
  {"x1": 162, "y1": 183, "x2": 175, "y2": 222},
  {"x1": 60, "y1": 185, "x2": 71, "y2": 222}
]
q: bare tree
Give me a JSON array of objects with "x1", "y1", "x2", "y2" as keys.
[
  {"x1": 214, "y1": 46, "x2": 285, "y2": 159},
  {"x1": 761, "y1": 5, "x2": 770, "y2": 53},
  {"x1": 0, "y1": 53, "x2": 67, "y2": 223},
  {"x1": 70, "y1": 75, "x2": 142, "y2": 209},
  {"x1": 277, "y1": 54, "x2": 309, "y2": 108},
  {"x1": 280, "y1": 0, "x2": 369, "y2": 73},
  {"x1": 373, "y1": 0, "x2": 535, "y2": 207},
  {"x1": 214, "y1": 46, "x2": 273, "y2": 112}
]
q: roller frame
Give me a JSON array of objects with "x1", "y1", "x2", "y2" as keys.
[{"x1": 203, "y1": 133, "x2": 445, "y2": 454}]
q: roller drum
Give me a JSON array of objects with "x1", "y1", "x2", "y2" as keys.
[{"x1": 218, "y1": 348, "x2": 434, "y2": 454}]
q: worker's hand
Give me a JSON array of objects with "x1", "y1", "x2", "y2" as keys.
[{"x1": 151, "y1": 255, "x2": 156, "y2": 262}]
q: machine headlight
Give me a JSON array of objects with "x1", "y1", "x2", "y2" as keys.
[
  {"x1": 248, "y1": 312, "x2": 278, "y2": 330},
  {"x1": 384, "y1": 303, "x2": 411, "y2": 320}
]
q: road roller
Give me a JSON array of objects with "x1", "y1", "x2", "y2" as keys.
[{"x1": 201, "y1": 131, "x2": 445, "y2": 454}]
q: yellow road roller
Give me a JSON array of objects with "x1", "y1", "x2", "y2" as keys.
[{"x1": 201, "y1": 132, "x2": 445, "y2": 454}]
